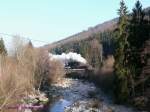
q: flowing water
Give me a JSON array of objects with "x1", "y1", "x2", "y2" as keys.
[{"x1": 43, "y1": 78, "x2": 138, "y2": 112}]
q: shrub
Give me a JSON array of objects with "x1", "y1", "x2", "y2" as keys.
[
  {"x1": 34, "y1": 48, "x2": 51, "y2": 89},
  {"x1": 0, "y1": 48, "x2": 36, "y2": 111},
  {"x1": 0, "y1": 36, "x2": 65, "y2": 111},
  {"x1": 48, "y1": 58, "x2": 65, "y2": 83},
  {"x1": 0, "y1": 37, "x2": 37, "y2": 111}
]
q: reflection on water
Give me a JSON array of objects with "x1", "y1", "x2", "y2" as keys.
[{"x1": 49, "y1": 99, "x2": 71, "y2": 112}]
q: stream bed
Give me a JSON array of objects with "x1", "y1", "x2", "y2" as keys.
[{"x1": 42, "y1": 78, "x2": 138, "y2": 112}]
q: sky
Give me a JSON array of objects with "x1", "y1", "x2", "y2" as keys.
[{"x1": 0, "y1": 0, "x2": 150, "y2": 48}]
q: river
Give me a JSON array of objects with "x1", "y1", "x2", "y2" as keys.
[{"x1": 41, "y1": 78, "x2": 138, "y2": 112}]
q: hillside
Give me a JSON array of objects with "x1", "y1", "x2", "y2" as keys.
[
  {"x1": 44, "y1": 18, "x2": 118, "y2": 50},
  {"x1": 43, "y1": 7, "x2": 150, "y2": 51}
]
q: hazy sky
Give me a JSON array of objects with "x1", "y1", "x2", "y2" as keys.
[{"x1": 0, "y1": 0, "x2": 150, "y2": 47}]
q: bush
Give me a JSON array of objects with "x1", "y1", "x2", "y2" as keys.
[
  {"x1": 0, "y1": 46, "x2": 36, "y2": 111},
  {"x1": 34, "y1": 48, "x2": 50, "y2": 90},
  {"x1": 48, "y1": 58, "x2": 65, "y2": 83},
  {"x1": 35, "y1": 48, "x2": 65, "y2": 87},
  {"x1": 0, "y1": 37, "x2": 65, "y2": 111}
]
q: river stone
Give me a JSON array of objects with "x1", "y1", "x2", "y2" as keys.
[
  {"x1": 64, "y1": 100, "x2": 113, "y2": 112},
  {"x1": 48, "y1": 78, "x2": 137, "y2": 112}
]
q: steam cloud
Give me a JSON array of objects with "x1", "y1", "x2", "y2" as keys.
[{"x1": 49, "y1": 52, "x2": 87, "y2": 64}]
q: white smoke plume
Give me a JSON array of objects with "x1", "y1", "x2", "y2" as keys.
[{"x1": 49, "y1": 52, "x2": 87, "y2": 65}]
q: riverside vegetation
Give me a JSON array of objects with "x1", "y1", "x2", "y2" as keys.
[
  {"x1": 0, "y1": 36, "x2": 65, "y2": 112},
  {"x1": 50, "y1": 0, "x2": 150, "y2": 111}
]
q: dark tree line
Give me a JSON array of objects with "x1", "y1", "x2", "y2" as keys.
[{"x1": 114, "y1": 0, "x2": 150, "y2": 106}]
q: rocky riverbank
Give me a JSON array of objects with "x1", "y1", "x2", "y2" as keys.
[{"x1": 43, "y1": 78, "x2": 138, "y2": 112}]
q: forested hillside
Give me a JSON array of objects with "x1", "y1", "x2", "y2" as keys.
[
  {"x1": 45, "y1": 1, "x2": 150, "y2": 111},
  {"x1": 51, "y1": 31, "x2": 114, "y2": 68},
  {"x1": 44, "y1": 6, "x2": 150, "y2": 69},
  {"x1": 44, "y1": 18, "x2": 118, "y2": 50}
]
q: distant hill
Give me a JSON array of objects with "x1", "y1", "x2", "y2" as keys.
[
  {"x1": 43, "y1": 7, "x2": 150, "y2": 51},
  {"x1": 43, "y1": 18, "x2": 118, "y2": 50}
]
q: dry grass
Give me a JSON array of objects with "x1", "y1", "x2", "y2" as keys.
[
  {"x1": 0, "y1": 47, "x2": 36, "y2": 111},
  {"x1": 0, "y1": 37, "x2": 65, "y2": 112},
  {"x1": 48, "y1": 58, "x2": 65, "y2": 83}
]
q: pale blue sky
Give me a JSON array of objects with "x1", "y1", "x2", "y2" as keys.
[{"x1": 0, "y1": 0, "x2": 150, "y2": 47}]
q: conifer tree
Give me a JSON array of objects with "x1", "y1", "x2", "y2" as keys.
[
  {"x1": 114, "y1": 0, "x2": 129, "y2": 103},
  {"x1": 129, "y1": 0, "x2": 146, "y2": 48},
  {"x1": 127, "y1": 0, "x2": 150, "y2": 96},
  {"x1": 127, "y1": 0, "x2": 148, "y2": 76}
]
